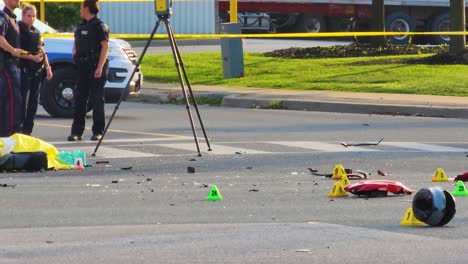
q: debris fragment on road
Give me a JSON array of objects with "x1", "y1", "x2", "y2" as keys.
[
  {"x1": 121, "y1": 166, "x2": 133, "y2": 170},
  {"x1": 341, "y1": 138, "x2": 383, "y2": 148},
  {"x1": 0, "y1": 183, "x2": 16, "y2": 188},
  {"x1": 378, "y1": 169, "x2": 391, "y2": 176}
]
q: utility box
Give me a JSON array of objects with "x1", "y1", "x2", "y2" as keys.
[{"x1": 220, "y1": 23, "x2": 244, "y2": 78}]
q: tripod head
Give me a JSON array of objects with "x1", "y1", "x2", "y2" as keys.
[{"x1": 155, "y1": 0, "x2": 172, "y2": 18}]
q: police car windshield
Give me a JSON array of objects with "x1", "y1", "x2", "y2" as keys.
[{"x1": 0, "y1": 4, "x2": 58, "y2": 33}]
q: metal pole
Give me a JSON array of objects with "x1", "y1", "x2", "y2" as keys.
[
  {"x1": 166, "y1": 21, "x2": 212, "y2": 151},
  {"x1": 164, "y1": 18, "x2": 203, "y2": 157},
  {"x1": 92, "y1": 18, "x2": 161, "y2": 156}
]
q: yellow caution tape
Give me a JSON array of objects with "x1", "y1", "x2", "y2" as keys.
[{"x1": 43, "y1": 31, "x2": 467, "y2": 39}]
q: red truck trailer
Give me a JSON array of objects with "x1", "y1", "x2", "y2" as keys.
[{"x1": 218, "y1": 0, "x2": 468, "y2": 44}]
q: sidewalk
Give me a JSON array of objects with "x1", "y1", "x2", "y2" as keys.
[{"x1": 129, "y1": 82, "x2": 468, "y2": 118}]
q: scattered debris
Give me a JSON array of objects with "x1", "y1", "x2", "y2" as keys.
[
  {"x1": 291, "y1": 172, "x2": 298, "y2": 175},
  {"x1": 146, "y1": 178, "x2": 152, "y2": 182},
  {"x1": 235, "y1": 151, "x2": 242, "y2": 155},
  {"x1": 314, "y1": 182, "x2": 319, "y2": 185},
  {"x1": 362, "y1": 123, "x2": 370, "y2": 126},
  {"x1": 121, "y1": 166, "x2": 133, "y2": 170},
  {"x1": 189, "y1": 158, "x2": 196, "y2": 161},
  {"x1": 169, "y1": 204, "x2": 175, "y2": 206},
  {"x1": 309, "y1": 168, "x2": 369, "y2": 179},
  {"x1": 0, "y1": 183, "x2": 16, "y2": 188},
  {"x1": 249, "y1": 189, "x2": 259, "y2": 192},
  {"x1": 96, "y1": 160, "x2": 110, "y2": 164},
  {"x1": 187, "y1": 166, "x2": 195, "y2": 173},
  {"x1": 454, "y1": 172, "x2": 468, "y2": 182},
  {"x1": 245, "y1": 166, "x2": 253, "y2": 170},
  {"x1": 341, "y1": 138, "x2": 383, "y2": 148},
  {"x1": 345, "y1": 180, "x2": 414, "y2": 197},
  {"x1": 296, "y1": 249, "x2": 310, "y2": 253},
  {"x1": 377, "y1": 170, "x2": 391, "y2": 176},
  {"x1": 45, "y1": 241, "x2": 54, "y2": 244},
  {"x1": 111, "y1": 180, "x2": 118, "y2": 184}
]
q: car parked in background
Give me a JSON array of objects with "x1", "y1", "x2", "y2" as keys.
[{"x1": 2, "y1": 4, "x2": 142, "y2": 118}]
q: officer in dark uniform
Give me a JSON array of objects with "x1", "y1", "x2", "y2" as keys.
[
  {"x1": 18, "y1": 3, "x2": 52, "y2": 135},
  {"x1": 0, "y1": 0, "x2": 26, "y2": 137},
  {"x1": 68, "y1": 0, "x2": 109, "y2": 141}
]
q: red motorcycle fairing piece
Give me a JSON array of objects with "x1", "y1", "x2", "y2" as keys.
[
  {"x1": 454, "y1": 172, "x2": 468, "y2": 182},
  {"x1": 344, "y1": 180, "x2": 414, "y2": 197}
]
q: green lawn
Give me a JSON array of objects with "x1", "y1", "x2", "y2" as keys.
[{"x1": 140, "y1": 52, "x2": 468, "y2": 96}]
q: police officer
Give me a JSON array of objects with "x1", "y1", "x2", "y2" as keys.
[
  {"x1": 0, "y1": 0, "x2": 26, "y2": 137},
  {"x1": 19, "y1": 3, "x2": 52, "y2": 135},
  {"x1": 68, "y1": 0, "x2": 109, "y2": 141}
]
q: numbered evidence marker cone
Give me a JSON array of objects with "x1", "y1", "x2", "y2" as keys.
[
  {"x1": 331, "y1": 164, "x2": 347, "y2": 179},
  {"x1": 340, "y1": 174, "x2": 351, "y2": 187},
  {"x1": 400, "y1": 207, "x2": 425, "y2": 226},
  {"x1": 328, "y1": 181, "x2": 348, "y2": 198},
  {"x1": 431, "y1": 168, "x2": 449, "y2": 182},
  {"x1": 74, "y1": 157, "x2": 84, "y2": 170},
  {"x1": 452, "y1": 180, "x2": 468, "y2": 196},
  {"x1": 206, "y1": 185, "x2": 223, "y2": 201}
]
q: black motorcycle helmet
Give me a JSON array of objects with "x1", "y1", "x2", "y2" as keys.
[{"x1": 412, "y1": 187, "x2": 456, "y2": 226}]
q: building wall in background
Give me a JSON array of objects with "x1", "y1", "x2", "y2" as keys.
[{"x1": 99, "y1": 0, "x2": 217, "y2": 34}]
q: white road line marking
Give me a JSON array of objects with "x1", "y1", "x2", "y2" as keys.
[
  {"x1": 59, "y1": 146, "x2": 159, "y2": 159},
  {"x1": 267, "y1": 141, "x2": 378, "y2": 152},
  {"x1": 49, "y1": 137, "x2": 193, "y2": 145},
  {"x1": 380, "y1": 142, "x2": 468, "y2": 152},
  {"x1": 155, "y1": 143, "x2": 270, "y2": 154}
]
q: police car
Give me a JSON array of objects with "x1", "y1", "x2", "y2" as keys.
[{"x1": 2, "y1": 4, "x2": 142, "y2": 118}]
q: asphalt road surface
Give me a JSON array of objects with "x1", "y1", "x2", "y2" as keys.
[{"x1": 2, "y1": 103, "x2": 468, "y2": 263}]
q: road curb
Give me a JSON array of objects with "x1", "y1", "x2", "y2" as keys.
[
  {"x1": 129, "y1": 88, "x2": 468, "y2": 119},
  {"x1": 221, "y1": 96, "x2": 468, "y2": 118}
]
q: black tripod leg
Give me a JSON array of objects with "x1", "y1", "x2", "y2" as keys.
[
  {"x1": 166, "y1": 21, "x2": 212, "y2": 151},
  {"x1": 92, "y1": 18, "x2": 162, "y2": 156},
  {"x1": 164, "y1": 19, "x2": 202, "y2": 157}
]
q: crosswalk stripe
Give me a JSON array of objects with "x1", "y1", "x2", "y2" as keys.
[
  {"x1": 154, "y1": 143, "x2": 270, "y2": 154},
  {"x1": 379, "y1": 142, "x2": 468, "y2": 152},
  {"x1": 49, "y1": 139, "x2": 468, "y2": 159},
  {"x1": 49, "y1": 137, "x2": 193, "y2": 145},
  {"x1": 60, "y1": 146, "x2": 159, "y2": 159},
  {"x1": 267, "y1": 141, "x2": 378, "y2": 152}
]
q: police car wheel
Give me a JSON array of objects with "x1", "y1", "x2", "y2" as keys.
[{"x1": 41, "y1": 66, "x2": 78, "y2": 118}]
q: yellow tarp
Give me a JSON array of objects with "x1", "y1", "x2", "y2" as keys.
[{"x1": 8, "y1": 133, "x2": 73, "y2": 170}]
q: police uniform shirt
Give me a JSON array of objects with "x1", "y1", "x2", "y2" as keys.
[
  {"x1": 74, "y1": 17, "x2": 109, "y2": 57},
  {"x1": 18, "y1": 21, "x2": 42, "y2": 54},
  {"x1": 18, "y1": 21, "x2": 43, "y2": 69},
  {"x1": 0, "y1": 7, "x2": 20, "y2": 55}
]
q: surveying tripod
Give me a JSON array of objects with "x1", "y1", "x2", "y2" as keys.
[{"x1": 93, "y1": 14, "x2": 212, "y2": 157}]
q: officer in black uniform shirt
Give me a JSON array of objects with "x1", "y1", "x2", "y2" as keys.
[
  {"x1": 68, "y1": 0, "x2": 109, "y2": 141},
  {"x1": 18, "y1": 3, "x2": 52, "y2": 135},
  {"x1": 0, "y1": 0, "x2": 26, "y2": 137}
]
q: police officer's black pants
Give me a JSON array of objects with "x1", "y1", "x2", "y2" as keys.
[
  {"x1": 0, "y1": 64, "x2": 22, "y2": 137},
  {"x1": 20, "y1": 69, "x2": 41, "y2": 135},
  {"x1": 71, "y1": 63, "x2": 107, "y2": 136}
]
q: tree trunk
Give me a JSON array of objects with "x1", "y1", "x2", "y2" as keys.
[
  {"x1": 450, "y1": 0, "x2": 466, "y2": 54},
  {"x1": 370, "y1": 0, "x2": 388, "y2": 47}
]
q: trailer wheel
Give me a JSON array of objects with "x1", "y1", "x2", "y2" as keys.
[
  {"x1": 385, "y1": 12, "x2": 415, "y2": 45},
  {"x1": 429, "y1": 12, "x2": 450, "y2": 45},
  {"x1": 295, "y1": 13, "x2": 326, "y2": 33}
]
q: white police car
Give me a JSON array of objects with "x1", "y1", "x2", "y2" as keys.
[{"x1": 2, "y1": 4, "x2": 142, "y2": 118}]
